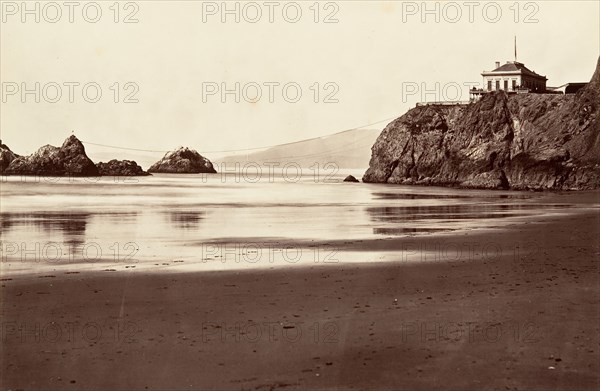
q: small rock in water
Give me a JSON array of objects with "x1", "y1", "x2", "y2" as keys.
[{"x1": 343, "y1": 175, "x2": 359, "y2": 183}]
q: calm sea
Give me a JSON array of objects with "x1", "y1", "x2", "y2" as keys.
[{"x1": 0, "y1": 171, "x2": 594, "y2": 275}]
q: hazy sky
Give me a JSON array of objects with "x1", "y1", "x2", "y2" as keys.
[{"x1": 1, "y1": 0, "x2": 598, "y2": 158}]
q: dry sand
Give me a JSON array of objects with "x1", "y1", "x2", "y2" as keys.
[{"x1": 1, "y1": 209, "x2": 599, "y2": 390}]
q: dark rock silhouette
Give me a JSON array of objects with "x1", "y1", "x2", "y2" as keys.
[
  {"x1": 96, "y1": 159, "x2": 150, "y2": 176},
  {"x1": 343, "y1": 175, "x2": 360, "y2": 182},
  {"x1": 0, "y1": 141, "x2": 19, "y2": 174},
  {"x1": 148, "y1": 147, "x2": 216, "y2": 174},
  {"x1": 4, "y1": 135, "x2": 99, "y2": 176},
  {"x1": 363, "y1": 57, "x2": 600, "y2": 190}
]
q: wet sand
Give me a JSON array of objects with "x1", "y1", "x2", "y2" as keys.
[{"x1": 1, "y1": 211, "x2": 599, "y2": 390}]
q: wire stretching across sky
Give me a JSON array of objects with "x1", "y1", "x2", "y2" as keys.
[
  {"x1": 80, "y1": 115, "x2": 399, "y2": 155},
  {"x1": 225, "y1": 132, "x2": 379, "y2": 162}
]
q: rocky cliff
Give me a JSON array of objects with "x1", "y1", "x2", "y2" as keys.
[
  {"x1": 4, "y1": 135, "x2": 99, "y2": 176},
  {"x1": 148, "y1": 147, "x2": 216, "y2": 174},
  {"x1": 363, "y1": 58, "x2": 600, "y2": 190},
  {"x1": 0, "y1": 142, "x2": 19, "y2": 174}
]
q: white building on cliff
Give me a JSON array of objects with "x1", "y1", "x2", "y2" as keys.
[
  {"x1": 470, "y1": 60, "x2": 548, "y2": 101},
  {"x1": 481, "y1": 60, "x2": 548, "y2": 93},
  {"x1": 470, "y1": 39, "x2": 548, "y2": 100}
]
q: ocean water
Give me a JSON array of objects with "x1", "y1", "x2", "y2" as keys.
[{"x1": 0, "y1": 171, "x2": 594, "y2": 275}]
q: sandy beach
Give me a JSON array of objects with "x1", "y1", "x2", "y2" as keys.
[
  {"x1": 1, "y1": 205, "x2": 599, "y2": 391},
  {"x1": 2, "y1": 2, "x2": 599, "y2": 389}
]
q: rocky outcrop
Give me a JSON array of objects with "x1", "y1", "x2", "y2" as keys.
[
  {"x1": 148, "y1": 147, "x2": 216, "y2": 174},
  {"x1": 0, "y1": 141, "x2": 19, "y2": 174},
  {"x1": 363, "y1": 57, "x2": 600, "y2": 190},
  {"x1": 343, "y1": 175, "x2": 360, "y2": 182},
  {"x1": 4, "y1": 135, "x2": 99, "y2": 176},
  {"x1": 96, "y1": 160, "x2": 150, "y2": 176}
]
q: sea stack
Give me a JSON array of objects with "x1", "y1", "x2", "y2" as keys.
[
  {"x1": 0, "y1": 141, "x2": 19, "y2": 174},
  {"x1": 4, "y1": 135, "x2": 99, "y2": 176},
  {"x1": 96, "y1": 160, "x2": 150, "y2": 176},
  {"x1": 148, "y1": 147, "x2": 216, "y2": 174}
]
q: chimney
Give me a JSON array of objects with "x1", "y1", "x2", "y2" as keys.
[{"x1": 495, "y1": 61, "x2": 500, "y2": 68}]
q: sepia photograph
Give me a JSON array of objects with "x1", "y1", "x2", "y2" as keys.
[{"x1": 1, "y1": 1, "x2": 599, "y2": 390}]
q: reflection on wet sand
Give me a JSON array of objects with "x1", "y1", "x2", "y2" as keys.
[
  {"x1": 167, "y1": 211, "x2": 205, "y2": 230},
  {"x1": 367, "y1": 203, "x2": 574, "y2": 235},
  {"x1": 0, "y1": 212, "x2": 89, "y2": 246},
  {"x1": 0, "y1": 174, "x2": 594, "y2": 269},
  {"x1": 372, "y1": 192, "x2": 533, "y2": 200},
  {"x1": 0, "y1": 212, "x2": 139, "y2": 254},
  {"x1": 373, "y1": 227, "x2": 450, "y2": 235}
]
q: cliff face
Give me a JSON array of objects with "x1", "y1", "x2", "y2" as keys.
[
  {"x1": 4, "y1": 135, "x2": 99, "y2": 176},
  {"x1": 363, "y1": 58, "x2": 600, "y2": 190},
  {"x1": 148, "y1": 147, "x2": 216, "y2": 174}
]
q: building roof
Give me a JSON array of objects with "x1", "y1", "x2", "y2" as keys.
[
  {"x1": 482, "y1": 61, "x2": 547, "y2": 80},
  {"x1": 552, "y1": 82, "x2": 588, "y2": 88},
  {"x1": 547, "y1": 82, "x2": 588, "y2": 92}
]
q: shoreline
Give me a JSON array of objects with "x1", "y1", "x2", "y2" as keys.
[
  {"x1": 1, "y1": 198, "x2": 598, "y2": 279},
  {"x1": 1, "y1": 210, "x2": 599, "y2": 390}
]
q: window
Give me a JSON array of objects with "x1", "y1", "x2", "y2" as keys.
[
  {"x1": 504, "y1": 80, "x2": 508, "y2": 90},
  {"x1": 512, "y1": 80, "x2": 517, "y2": 90},
  {"x1": 495, "y1": 80, "x2": 500, "y2": 90},
  {"x1": 488, "y1": 80, "x2": 492, "y2": 91}
]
